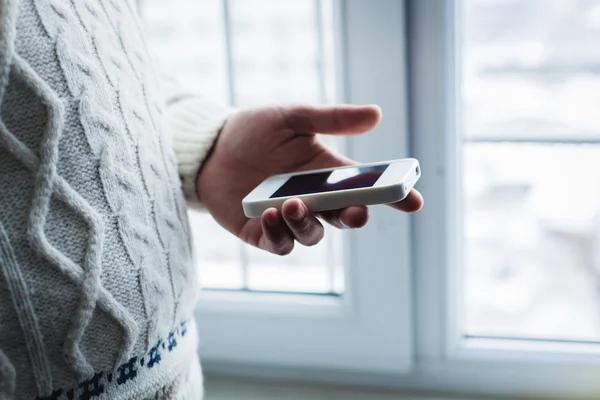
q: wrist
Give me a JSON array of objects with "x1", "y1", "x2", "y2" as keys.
[
  {"x1": 194, "y1": 137, "x2": 219, "y2": 203},
  {"x1": 174, "y1": 112, "x2": 232, "y2": 207}
]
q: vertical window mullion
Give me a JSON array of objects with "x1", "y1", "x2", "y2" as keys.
[
  {"x1": 222, "y1": 0, "x2": 238, "y2": 107},
  {"x1": 407, "y1": 0, "x2": 460, "y2": 358},
  {"x1": 221, "y1": 0, "x2": 251, "y2": 289}
]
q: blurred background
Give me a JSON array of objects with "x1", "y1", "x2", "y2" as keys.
[{"x1": 140, "y1": 0, "x2": 600, "y2": 398}]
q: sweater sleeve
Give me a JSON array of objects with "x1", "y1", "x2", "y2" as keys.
[{"x1": 161, "y1": 75, "x2": 233, "y2": 208}]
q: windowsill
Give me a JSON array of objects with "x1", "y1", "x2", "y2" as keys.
[{"x1": 204, "y1": 375, "x2": 509, "y2": 400}]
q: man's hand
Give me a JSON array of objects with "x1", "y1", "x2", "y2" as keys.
[{"x1": 196, "y1": 104, "x2": 423, "y2": 255}]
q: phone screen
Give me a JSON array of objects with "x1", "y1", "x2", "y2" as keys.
[{"x1": 270, "y1": 164, "x2": 389, "y2": 198}]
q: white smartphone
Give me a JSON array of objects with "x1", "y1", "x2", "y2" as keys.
[{"x1": 242, "y1": 158, "x2": 420, "y2": 218}]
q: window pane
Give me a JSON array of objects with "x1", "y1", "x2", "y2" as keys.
[
  {"x1": 463, "y1": 0, "x2": 600, "y2": 141},
  {"x1": 143, "y1": 0, "x2": 342, "y2": 294},
  {"x1": 228, "y1": 0, "x2": 322, "y2": 105},
  {"x1": 245, "y1": 229, "x2": 343, "y2": 294},
  {"x1": 462, "y1": 0, "x2": 600, "y2": 341},
  {"x1": 143, "y1": 0, "x2": 230, "y2": 103},
  {"x1": 464, "y1": 144, "x2": 600, "y2": 340}
]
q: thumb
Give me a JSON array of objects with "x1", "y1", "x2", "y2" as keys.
[{"x1": 282, "y1": 104, "x2": 382, "y2": 135}]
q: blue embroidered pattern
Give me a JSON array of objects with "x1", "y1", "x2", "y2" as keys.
[{"x1": 36, "y1": 321, "x2": 188, "y2": 400}]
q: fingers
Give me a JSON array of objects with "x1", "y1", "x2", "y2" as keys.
[
  {"x1": 388, "y1": 189, "x2": 424, "y2": 213},
  {"x1": 282, "y1": 104, "x2": 382, "y2": 135},
  {"x1": 260, "y1": 200, "x2": 326, "y2": 255},
  {"x1": 318, "y1": 191, "x2": 423, "y2": 228},
  {"x1": 260, "y1": 199, "x2": 326, "y2": 255},
  {"x1": 260, "y1": 191, "x2": 423, "y2": 256},
  {"x1": 319, "y1": 206, "x2": 369, "y2": 229},
  {"x1": 261, "y1": 208, "x2": 295, "y2": 255},
  {"x1": 281, "y1": 199, "x2": 324, "y2": 246}
]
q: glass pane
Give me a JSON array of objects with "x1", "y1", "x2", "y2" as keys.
[
  {"x1": 245, "y1": 229, "x2": 343, "y2": 294},
  {"x1": 228, "y1": 0, "x2": 321, "y2": 105},
  {"x1": 464, "y1": 144, "x2": 600, "y2": 341},
  {"x1": 143, "y1": 0, "x2": 343, "y2": 294},
  {"x1": 463, "y1": 0, "x2": 600, "y2": 140},
  {"x1": 143, "y1": 0, "x2": 230, "y2": 103},
  {"x1": 462, "y1": 0, "x2": 600, "y2": 341}
]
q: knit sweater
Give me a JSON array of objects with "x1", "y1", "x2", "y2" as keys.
[{"x1": 0, "y1": 0, "x2": 230, "y2": 398}]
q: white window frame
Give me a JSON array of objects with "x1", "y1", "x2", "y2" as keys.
[
  {"x1": 197, "y1": 1, "x2": 600, "y2": 398},
  {"x1": 196, "y1": 0, "x2": 415, "y2": 375},
  {"x1": 408, "y1": 1, "x2": 600, "y2": 398}
]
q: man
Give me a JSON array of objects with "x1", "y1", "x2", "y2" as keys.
[{"x1": 0, "y1": 0, "x2": 423, "y2": 398}]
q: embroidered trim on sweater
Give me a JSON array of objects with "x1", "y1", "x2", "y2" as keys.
[{"x1": 36, "y1": 321, "x2": 192, "y2": 400}]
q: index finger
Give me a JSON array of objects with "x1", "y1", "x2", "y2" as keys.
[{"x1": 282, "y1": 104, "x2": 382, "y2": 135}]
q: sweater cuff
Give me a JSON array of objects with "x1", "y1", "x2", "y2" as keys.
[{"x1": 168, "y1": 97, "x2": 232, "y2": 209}]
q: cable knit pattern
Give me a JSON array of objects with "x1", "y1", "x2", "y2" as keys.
[
  {"x1": 0, "y1": 0, "x2": 18, "y2": 102},
  {"x1": 35, "y1": 0, "x2": 174, "y2": 351},
  {"x1": 97, "y1": 0, "x2": 196, "y2": 328},
  {"x1": 0, "y1": 0, "x2": 228, "y2": 398},
  {"x1": 1, "y1": 213, "x2": 52, "y2": 395},
  {"x1": 30, "y1": 0, "x2": 144, "y2": 376},
  {"x1": 20, "y1": 49, "x2": 100, "y2": 381},
  {"x1": 0, "y1": 348, "x2": 16, "y2": 399}
]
